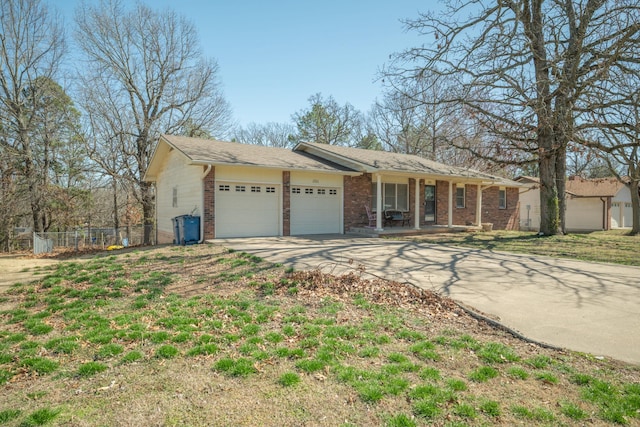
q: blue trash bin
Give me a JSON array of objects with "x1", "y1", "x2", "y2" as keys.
[{"x1": 176, "y1": 215, "x2": 200, "y2": 245}]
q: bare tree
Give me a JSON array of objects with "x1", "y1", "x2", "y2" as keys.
[
  {"x1": 75, "y1": 0, "x2": 233, "y2": 244},
  {"x1": 579, "y1": 70, "x2": 640, "y2": 234},
  {"x1": 386, "y1": 0, "x2": 640, "y2": 235},
  {"x1": 233, "y1": 122, "x2": 297, "y2": 148},
  {"x1": 292, "y1": 93, "x2": 363, "y2": 146},
  {"x1": 0, "y1": 0, "x2": 65, "y2": 235}
]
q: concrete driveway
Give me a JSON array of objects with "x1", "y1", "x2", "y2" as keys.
[{"x1": 216, "y1": 235, "x2": 640, "y2": 365}]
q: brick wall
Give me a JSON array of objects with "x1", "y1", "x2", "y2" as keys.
[
  {"x1": 435, "y1": 181, "x2": 519, "y2": 230},
  {"x1": 283, "y1": 171, "x2": 290, "y2": 236},
  {"x1": 203, "y1": 166, "x2": 215, "y2": 239},
  {"x1": 344, "y1": 173, "x2": 372, "y2": 229},
  {"x1": 435, "y1": 180, "x2": 450, "y2": 225},
  {"x1": 479, "y1": 186, "x2": 520, "y2": 230}
]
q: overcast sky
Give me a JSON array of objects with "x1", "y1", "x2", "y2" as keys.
[{"x1": 56, "y1": 0, "x2": 436, "y2": 128}]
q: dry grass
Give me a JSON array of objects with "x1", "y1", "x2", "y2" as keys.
[{"x1": 0, "y1": 244, "x2": 638, "y2": 426}]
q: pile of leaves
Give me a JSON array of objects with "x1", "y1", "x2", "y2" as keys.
[{"x1": 282, "y1": 269, "x2": 464, "y2": 318}]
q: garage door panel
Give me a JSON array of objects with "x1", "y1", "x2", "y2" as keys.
[
  {"x1": 291, "y1": 187, "x2": 341, "y2": 235},
  {"x1": 216, "y1": 183, "x2": 279, "y2": 238}
]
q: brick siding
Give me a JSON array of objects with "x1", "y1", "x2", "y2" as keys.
[
  {"x1": 343, "y1": 173, "x2": 372, "y2": 229},
  {"x1": 482, "y1": 187, "x2": 520, "y2": 230},
  {"x1": 203, "y1": 166, "x2": 215, "y2": 239}
]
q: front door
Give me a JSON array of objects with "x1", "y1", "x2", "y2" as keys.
[{"x1": 424, "y1": 185, "x2": 436, "y2": 222}]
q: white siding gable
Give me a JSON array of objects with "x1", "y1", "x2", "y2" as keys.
[{"x1": 156, "y1": 149, "x2": 203, "y2": 243}]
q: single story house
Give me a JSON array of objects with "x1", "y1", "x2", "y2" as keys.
[
  {"x1": 144, "y1": 135, "x2": 522, "y2": 242},
  {"x1": 517, "y1": 175, "x2": 634, "y2": 231}
]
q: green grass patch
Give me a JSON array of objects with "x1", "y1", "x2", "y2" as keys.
[
  {"x1": 21, "y1": 407, "x2": 61, "y2": 426},
  {"x1": 213, "y1": 357, "x2": 257, "y2": 377},
  {"x1": 468, "y1": 366, "x2": 499, "y2": 382},
  {"x1": 20, "y1": 357, "x2": 59, "y2": 375},
  {"x1": 277, "y1": 371, "x2": 301, "y2": 387},
  {"x1": 77, "y1": 361, "x2": 108, "y2": 377},
  {"x1": 0, "y1": 409, "x2": 22, "y2": 423},
  {"x1": 559, "y1": 401, "x2": 587, "y2": 420},
  {"x1": 120, "y1": 350, "x2": 144, "y2": 364},
  {"x1": 479, "y1": 399, "x2": 501, "y2": 417},
  {"x1": 155, "y1": 345, "x2": 179, "y2": 359},
  {"x1": 507, "y1": 366, "x2": 529, "y2": 380},
  {"x1": 476, "y1": 342, "x2": 519, "y2": 363}
]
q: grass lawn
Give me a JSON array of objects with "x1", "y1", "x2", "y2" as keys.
[
  {"x1": 403, "y1": 229, "x2": 640, "y2": 266},
  {"x1": 0, "y1": 244, "x2": 638, "y2": 426}
]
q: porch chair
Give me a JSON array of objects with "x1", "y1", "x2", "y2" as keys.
[{"x1": 364, "y1": 204, "x2": 376, "y2": 228}]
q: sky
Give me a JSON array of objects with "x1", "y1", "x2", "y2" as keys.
[{"x1": 55, "y1": 0, "x2": 437, "y2": 128}]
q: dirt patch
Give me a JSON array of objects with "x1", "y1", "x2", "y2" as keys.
[{"x1": 0, "y1": 254, "x2": 60, "y2": 291}]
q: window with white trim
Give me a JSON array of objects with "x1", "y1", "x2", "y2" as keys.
[
  {"x1": 235, "y1": 185, "x2": 246, "y2": 192},
  {"x1": 266, "y1": 187, "x2": 276, "y2": 193},
  {"x1": 317, "y1": 188, "x2": 326, "y2": 195},
  {"x1": 329, "y1": 189, "x2": 337, "y2": 195},
  {"x1": 251, "y1": 186, "x2": 261, "y2": 193},
  {"x1": 371, "y1": 183, "x2": 409, "y2": 211},
  {"x1": 498, "y1": 188, "x2": 506, "y2": 209},
  {"x1": 292, "y1": 188, "x2": 301, "y2": 194},
  {"x1": 456, "y1": 185, "x2": 465, "y2": 208},
  {"x1": 305, "y1": 188, "x2": 313, "y2": 194},
  {"x1": 219, "y1": 184, "x2": 230, "y2": 191}
]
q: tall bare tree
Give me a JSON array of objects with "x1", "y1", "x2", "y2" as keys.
[
  {"x1": 75, "y1": 0, "x2": 233, "y2": 244},
  {"x1": 386, "y1": 0, "x2": 640, "y2": 235},
  {"x1": 0, "y1": 0, "x2": 65, "y2": 235}
]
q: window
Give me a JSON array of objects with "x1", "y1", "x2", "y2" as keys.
[
  {"x1": 219, "y1": 185, "x2": 230, "y2": 191},
  {"x1": 266, "y1": 187, "x2": 276, "y2": 193},
  {"x1": 317, "y1": 188, "x2": 326, "y2": 195},
  {"x1": 498, "y1": 188, "x2": 506, "y2": 209},
  {"x1": 329, "y1": 189, "x2": 337, "y2": 195},
  {"x1": 235, "y1": 185, "x2": 246, "y2": 192},
  {"x1": 251, "y1": 186, "x2": 261, "y2": 193},
  {"x1": 305, "y1": 188, "x2": 313, "y2": 194},
  {"x1": 456, "y1": 185, "x2": 465, "y2": 208},
  {"x1": 172, "y1": 187, "x2": 178, "y2": 207},
  {"x1": 371, "y1": 182, "x2": 409, "y2": 210},
  {"x1": 292, "y1": 188, "x2": 301, "y2": 194}
]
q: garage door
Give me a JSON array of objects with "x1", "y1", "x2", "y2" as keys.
[
  {"x1": 290, "y1": 186, "x2": 341, "y2": 235},
  {"x1": 215, "y1": 182, "x2": 280, "y2": 238}
]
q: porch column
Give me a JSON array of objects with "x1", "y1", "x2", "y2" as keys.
[
  {"x1": 414, "y1": 178, "x2": 420, "y2": 229},
  {"x1": 448, "y1": 181, "x2": 453, "y2": 228},
  {"x1": 376, "y1": 174, "x2": 383, "y2": 231},
  {"x1": 476, "y1": 184, "x2": 482, "y2": 226}
]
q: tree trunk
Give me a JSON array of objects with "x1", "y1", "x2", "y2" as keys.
[
  {"x1": 112, "y1": 177, "x2": 120, "y2": 244},
  {"x1": 555, "y1": 145, "x2": 567, "y2": 234},
  {"x1": 140, "y1": 180, "x2": 154, "y2": 245},
  {"x1": 630, "y1": 181, "x2": 640, "y2": 235}
]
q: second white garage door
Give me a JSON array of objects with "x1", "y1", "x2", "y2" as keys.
[
  {"x1": 290, "y1": 186, "x2": 341, "y2": 235},
  {"x1": 215, "y1": 182, "x2": 280, "y2": 238}
]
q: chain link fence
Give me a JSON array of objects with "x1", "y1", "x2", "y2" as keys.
[{"x1": 31, "y1": 225, "x2": 154, "y2": 255}]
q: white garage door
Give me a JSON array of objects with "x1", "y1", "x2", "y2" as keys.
[
  {"x1": 215, "y1": 182, "x2": 280, "y2": 238},
  {"x1": 290, "y1": 186, "x2": 341, "y2": 235}
]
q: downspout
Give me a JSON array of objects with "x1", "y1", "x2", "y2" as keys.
[{"x1": 199, "y1": 164, "x2": 213, "y2": 243}]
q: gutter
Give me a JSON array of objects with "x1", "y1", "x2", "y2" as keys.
[{"x1": 199, "y1": 164, "x2": 212, "y2": 243}]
